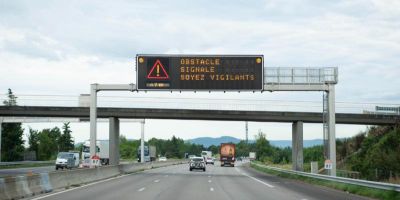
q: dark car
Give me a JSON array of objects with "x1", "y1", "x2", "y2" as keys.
[{"x1": 189, "y1": 157, "x2": 206, "y2": 172}]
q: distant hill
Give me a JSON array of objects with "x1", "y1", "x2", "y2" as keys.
[
  {"x1": 188, "y1": 136, "x2": 241, "y2": 147},
  {"x1": 188, "y1": 136, "x2": 322, "y2": 148},
  {"x1": 269, "y1": 139, "x2": 323, "y2": 148}
]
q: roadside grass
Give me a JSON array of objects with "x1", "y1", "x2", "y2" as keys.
[
  {"x1": 265, "y1": 163, "x2": 292, "y2": 170},
  {"x1": 251, "y1": 162, "x2": 400, "y2": 200},
  {"x1": 0, "y1": 162, "x2": 54, "y2": 169}
]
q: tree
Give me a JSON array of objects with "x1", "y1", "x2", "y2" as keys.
[
  {"x1": 1, "y1": 89, "x2": 25, "y2": 161},
  {"x1": 165, "y1": 135, "x2": 184, "y2": 158},
  {"x1": 36, "y1": 128, "x2": 61, "y2": 160},
  {"x1": 58, "y1": 122, "x2": 74, "y2": 152},
  {"x1": 349, "y1": 126, "x2": 400, "y2": 180},
  {"x1": 120, "y1": 135, "x2": 139, "y2": 159},
  {"x1": 3, "y1": 88, "x2": 17, "y2": 106},
  {"x1": 37, "y1": 129, "x2": 55, "y2": 160},
  {"x1": 27, "y1": 128, "x2": 39, "y2": 158},
  {"x1": 255, "y1": 130, "x2": 273, "y2": 162},
  {"x1": 207, "y1": 145, "x2": 219, "y2": 155},
  {"x1": 185, "y1": 142, "x2": 204, "y2": 156},
  {"x1": 303, "y1": 145, "x2": 324, "y2": 164}
]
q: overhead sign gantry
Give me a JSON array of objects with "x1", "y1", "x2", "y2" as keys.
[
  {"x1": 136, "y1": 55, "x2": 264, "y2": 91},
  {"x1": 89, "y1": 54, "x2": 338, "y2": 176}
]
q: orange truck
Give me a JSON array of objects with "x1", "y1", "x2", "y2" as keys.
[{"x1": 220, "y1": 143, "x2": 236, "y2": 167}]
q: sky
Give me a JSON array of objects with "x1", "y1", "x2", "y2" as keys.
[{"x1": 0, "y1": 0, "x2": 399, "y2": 144}]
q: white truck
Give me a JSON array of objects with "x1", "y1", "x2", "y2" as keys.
[
  {"x1": 201, "y1": 151, "x2": 212, "y2": 159},
  {"x1": 82, "y1": 140, "x2": 110, "y2": 166},
  {"x1": 249, "y1": 152, "x2": 256, "y2": 161},
  {"x1": 137, "y1": 145, "x2": 157, "y2": 162},
  {"x1": 55, "y1": 152, "x2": 79, "y2": 170}
]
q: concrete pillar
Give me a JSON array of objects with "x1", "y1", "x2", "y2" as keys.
[
  {"x1": 311, "y1": 162, "x2": 318, "y2": 174},
  {"x1": 109, "y1": 117, "x2": 120, "y2": 165},
  {"x1": 140, "y1": 121, "x2": 145, "y2": 163},
  {"x1": 292, "y1": 121, "x2": 303, "y2": 171},
  {"x1": 328, "y1": 85, "x2": 336, "y2": 176},
  {"x1": 0, "y1": 117, "x2": 3, "y2": 162},
  {"x1": 90, "y1": 84, "x2": 98, "y2": 160}
]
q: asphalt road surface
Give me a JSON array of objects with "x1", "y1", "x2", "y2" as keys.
[{"x1": 29, "y1": 161, "x2": 372, "y2": 200}]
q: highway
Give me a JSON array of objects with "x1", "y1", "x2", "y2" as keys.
[{"x1": 29, "y1": 161, "x2": 371, "y2": 200}]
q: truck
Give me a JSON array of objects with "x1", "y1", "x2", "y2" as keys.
[
  {"x1": 137, "y1": 145, "x2": 156, "y2": 162},
  {"x1": 201, "y1": 151, "x2": 212, "y2": 159},
  {"x1": 220, "y1": 143, "x2": 236, "y2": 167},
  {"x1": 55, "y1": 152, "x2": 79, "y2": 170},
  {"x1": 201, "y1": 150, "x2": 214, "y2": 164},
  {"x1": 249, "y1": 152, "x2": 256, "y2": 161},
  {"x1": 81, "y1": 140, "x2": 110, "y2": 166}
]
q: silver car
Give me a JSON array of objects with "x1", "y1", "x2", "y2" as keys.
[{"x1": 189, "y1": 157, "x2": 206, "y2": 172}]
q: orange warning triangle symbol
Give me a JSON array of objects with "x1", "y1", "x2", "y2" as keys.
[{"x1": 147, "y1": 59, "x2": 169, "y2": 79}]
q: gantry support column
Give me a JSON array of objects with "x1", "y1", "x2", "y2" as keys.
[
  {"x1": 0, "y1": 117, "x2": 3, "y2": 162},
  {"x1": 140, "y1": 120, "x2": 145, "y2": 163},
  {"x1": 327, "y1": 85, "x2": 337, "y2": 176},
  {"x1": 90, "y1": 84, "x2": 98, "y2": 160},
  {"x1": 109, "y1": 117, "x2": 120, "y2": 165},
  {"x1": 292, "y1": 121, "x2": 303, "y2": 171}
]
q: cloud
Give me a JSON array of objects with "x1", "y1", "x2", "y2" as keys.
[
  {"x1": 1, "y1": 0, "x2": 399, "y2": 140},
  {"x1": 0, "y1": 27, "x2": 66, "y2": 60}
]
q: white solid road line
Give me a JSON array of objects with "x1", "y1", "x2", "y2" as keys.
[
  {"x1": 138, "y1": 187, "x2": 146, "y2": 192},
  {"x1": 235, "y1": 167, "x2": 275, "y2": 188},
  {"x1": 31, "y1": 173, "x2": 135, "y2": 200},
  {"x1": 243, "y1": 173, "x2": 275, "y2": 188},
  {"x1": 31, "y1": 164, "x2": 183, "y2": 200}
]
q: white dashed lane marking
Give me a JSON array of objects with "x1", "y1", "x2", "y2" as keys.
[{"x1": 138, "y1": 187, "x2": 146, "y2": 192}]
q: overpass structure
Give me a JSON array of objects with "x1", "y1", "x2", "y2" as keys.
[
  {"x1": 0, "y1": 106, "x2": 398, "y2": 125},
  {"x1": 1, "y1": 106, "x2": 399, "y2": 171}
]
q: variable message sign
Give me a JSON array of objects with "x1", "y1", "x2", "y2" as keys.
[{"x1": 136, "y1": 55, "x2": 263, "y2": 90}]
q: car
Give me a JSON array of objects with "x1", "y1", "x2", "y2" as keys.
[
  {"x1": 189, "y1": 157, "x2": 206, "y2": 172},
  {"x1": 205, "y1": 157, "x2": 214, "y2": 165},
  {"x1": 159, "y1": 156, "x2": 167, "y2": 162},
  {"x1": 55, "y1": 152, "x2": 79, "y2": 170}
]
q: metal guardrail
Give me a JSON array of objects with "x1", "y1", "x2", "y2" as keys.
[
  {"x1": 252, "y1": 162, "x2": 400, "y2": 192},
  {"x1": 0, "y1": 161, "x2": 54, "y2": 166}
]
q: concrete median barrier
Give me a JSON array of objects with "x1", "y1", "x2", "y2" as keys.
[
  {"x1": 0, "y1": 175, "x2": 34, "y2": 200},
  {"x1": 0, "y1": 160, "x2": 185, "y2": 200}
]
